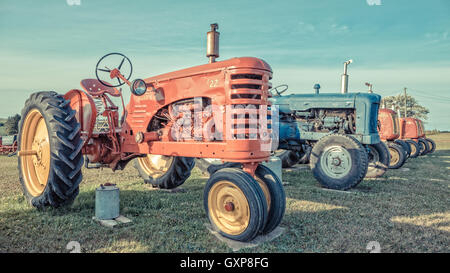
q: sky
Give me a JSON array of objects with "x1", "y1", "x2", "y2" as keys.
[{"x1": 0, "y1": 0, "x2": 449, "y2": 130}]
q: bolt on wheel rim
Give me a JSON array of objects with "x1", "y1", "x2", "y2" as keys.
[
  {"x1": 320, "y1": 146, "x2": 352, "y2": 179},
  {"x1": 208, "y1": 181, "x2": 250, "y2": 235},
  {"x1": 389, "y1": 147, "x2": 400, "y2": 165},
  {"x1": 20, "y1": 109, "x2": 51, "y2": 196},
  {"x1": 138, "y1": 154, "x2": 174, "y2": 179}
]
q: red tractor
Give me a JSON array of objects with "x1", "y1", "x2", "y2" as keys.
[
  {"x1": 399, "y1": 117, "x2": 435, "y2": 155},
  {"x1": 16, "y1": 24, "x2": 285, "y2": 242},
  {"x1": 0, "y1": 135, "x2": 18, "y2": 155},
  {"x1": 377, "y1": 109, "x2": 416, "y2": 169}
]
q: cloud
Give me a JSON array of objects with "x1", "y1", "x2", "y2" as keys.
[
  {"x1": 424, "y1": 31, "x2": 449, "y2": 44},
  {"x1": 330, "y1": 23, "x2": 349, "y2": 34}
]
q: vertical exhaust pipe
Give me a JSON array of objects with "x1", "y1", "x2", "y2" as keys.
[
  {"x1": 314, "y1": 83, "x2": 320, "y2": 94},
  {"x1": 365, "y1": 82, "x2": 373, "y2": 93},
  {"x1": 207, "y1": 23, "x2": 220, "y2": 63},
  {"x1": 341, "y1": 59, "x2": 352, "y2": 94}
]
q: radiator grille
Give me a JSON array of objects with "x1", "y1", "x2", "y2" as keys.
[{"x1": 228, "y1": 71, "x2": 271, "y2": 140}]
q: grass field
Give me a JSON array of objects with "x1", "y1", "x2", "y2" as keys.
[{"x1": 0, "y1": 134, "x2": 449, "y2": 253}]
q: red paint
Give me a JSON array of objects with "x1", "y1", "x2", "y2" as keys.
[{"x1": 65, "y1": 57, "x2": 273, "y2": 175}]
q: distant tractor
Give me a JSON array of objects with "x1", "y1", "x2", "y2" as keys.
[
  {"x1": 271, "y1": 60, "x2": 389, "y2": 190},
  {"x1": 377, "y1": 109, "x2": 413, "y2": 169},
  {"x1": 16, "y1": 24, "x2": 285, "y2": 242},
  {"x1": 399, "y1": 117, "x2": 435, "y2": 155},
  {"x1": 0, "y1": 135, "x2": 18, "y2": 155}
]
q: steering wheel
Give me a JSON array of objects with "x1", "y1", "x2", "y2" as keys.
[
  {"x1": 270, "y1": 84, "x2": 288, "y2": 96},
  {"x1": 95, "y1": 53, "x2": 133, "y2": 87}
]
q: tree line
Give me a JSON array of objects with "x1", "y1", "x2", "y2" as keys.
[{"x1": 0, "y1": 114, "x2": 21, "y2": 135}]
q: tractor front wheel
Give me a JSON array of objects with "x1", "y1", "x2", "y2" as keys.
[
  {"x1": 18, "y1": 91, "x2": 84, "y2": 208},
  {"x1": 366, "y1": 142, "x2": 390, "y2": 178},
  {"x1": 394, "y1": 139, "x2": 411, "y2": 159},
  {"x1": 387, "y1": 142, "x2": 406, "y2": 169},
  {"x1": 134, "y1": 155, "x2": 194, "y2": 189},
  {"x1": 310, "y1": 134, "x2": 368, "y2": 190},
  {"x1": 204, "y1": 168, "x2": 267, "y2": 241},
  {"x1": 425, "y1": 138, "x2": 436, "y2": 154},
  {"x1": 254, "y1": 164, "x2": 285, "y2": 234},
  {"x1": 418, "y1": 138, "x2": 430, "y2": 156},
  {"x1": 405, "y1": 140, "x2": 420, "y2": 158},
  {"x1": 297, "y1": 144, "x2": 312, "y2": 164}
]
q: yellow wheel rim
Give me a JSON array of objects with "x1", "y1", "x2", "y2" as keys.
[
  {"x1": 410, "y1": 144, "x2": 416, "y2": 155},
  {"x1": 20, "y1": 109, "x2": 51, "y2": 196},
  {"x1": 208, "y1": 181, "x2": 250, "y2": 235},
  {"x1": 389, "y1": 147, "x2": 400, "y2": 166},
  {"x1": 255, "y1": 176, "x2": 271, "y2": 213},
  {"x1": 137, "y1": 155, "x2": 174, "y2": 179}
]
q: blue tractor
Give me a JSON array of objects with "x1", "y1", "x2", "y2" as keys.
[{"x1": 271, "y1": 60, "x2": 389, "y2": 190}]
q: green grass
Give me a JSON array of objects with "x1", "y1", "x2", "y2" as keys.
[{"x1": 0, "y1": 134, "x2": 449, "y2": 253}]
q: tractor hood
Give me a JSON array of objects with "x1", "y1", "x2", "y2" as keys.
[
  {"x1": 270, "y1": 92, "x2": 381, "y2": 112},
  {"x1": 144, "y1": 57, "x2": 272, "y2": 83}
]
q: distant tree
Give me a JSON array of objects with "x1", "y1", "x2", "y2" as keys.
[
  {"x1": 381, "y1": 95, "x2": 429, "y2": 120},
  {"x1": 4, "y1": 114, "x2": 21, "y2": 135}
]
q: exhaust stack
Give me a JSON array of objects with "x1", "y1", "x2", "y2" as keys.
[
  {"x1": 341, "y1": 59, "x2": 352, "y2": 94},
  {"x1": 365, "y1": 82, "x2": 373, "y2": 93},
  {"x1": 314, "y1": 83, "x2": 321, "y2": 94},
  {"x1": 206, "y1": 23, "x2": 220, "y2": 63}
]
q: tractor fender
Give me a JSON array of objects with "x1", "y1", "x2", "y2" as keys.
[{"x1": 64, "y1": 89, "x2": 97, "y2": 141}]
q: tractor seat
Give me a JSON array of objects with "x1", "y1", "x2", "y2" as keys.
[{"x1": 81, "y1": 79, "x2": 121, "y2": 97}]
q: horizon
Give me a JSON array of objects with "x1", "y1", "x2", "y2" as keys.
[{"x1": 1, "y1": 0, "x2": 449, "y2": 130}]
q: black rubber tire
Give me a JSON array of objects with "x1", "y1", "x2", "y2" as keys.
[
  {"x1": 204, "y1": 168, "x2": 267, "y2": 242},
  {"x1": 18, "y1": 91, "x2": 84, "y2": 208},
  {"x1": 394, "y1": 139, "x2": 411, "y2": 159},
  {"x1": 297, "y1": 145, "x2": 311, "y2": 164},
  {"x1": 418, "y1": 138, "x2": 430, "y2": 156},
  {"x1": 405, "y1": 139, "x2": 420, "y2": 158},
  {"x1": 387, "y1": 142, "x2": 406, "y2": 169},
  {"x1": 275, "y1": 149, "x2": 300, "y2": 168},
  {"x1": 254, "y1": 164, "x2": 286, "y2": 234},
  {"x1": 366, "y1": 142, "x2": 390, "y2": 178},
  {"x1": 134, "y1": 156, "x2": 195, "y2": 189},
  {"x1": 310, "y1": 134, "x2": 368, "y2": 190},
  {"x1": 425, "y1": 138, "x2": 436, "y2": 154}
]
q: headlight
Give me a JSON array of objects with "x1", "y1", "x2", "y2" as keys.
[{"x1": 130, "y1": 79, "x2": 147, "y2": 96}]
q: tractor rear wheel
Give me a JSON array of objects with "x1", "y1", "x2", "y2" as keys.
[
  {"x1": 425, "y1": 138, "x2": 436, "y2": 154},
  {"x1": 18, "y1": 91, "x2": 84, "y2": 208},
  {"x1": 387, "y1": 142, "x2": 406, "y2": 169},
  {"x1": 204, "y1": 168, "x2": 267, "y2": 242},
  {"x1": 275, "y1": 149, "x2": 300, "y2": 168},
  {"x1": 405, "y1": 140, "x2": 420, "y2": 158},
  {"x1": 134, "y1": 155, "x2": 194, "y2": 189},
  {"x1": 418, "y1": 138, "x2": 430, "y2": 156},
  {"x1": 366, "y1": 142, "x2": 390, "y2": 178},
  {"x1": 254, "y1": 164, "x2": 285, "y2": 234},
  {"x1": 310, "y1": 134, "x2": 368, "y2": 190},
  {"x1": 394, "y1": 139, "x2": 411, "y2": 159}
]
